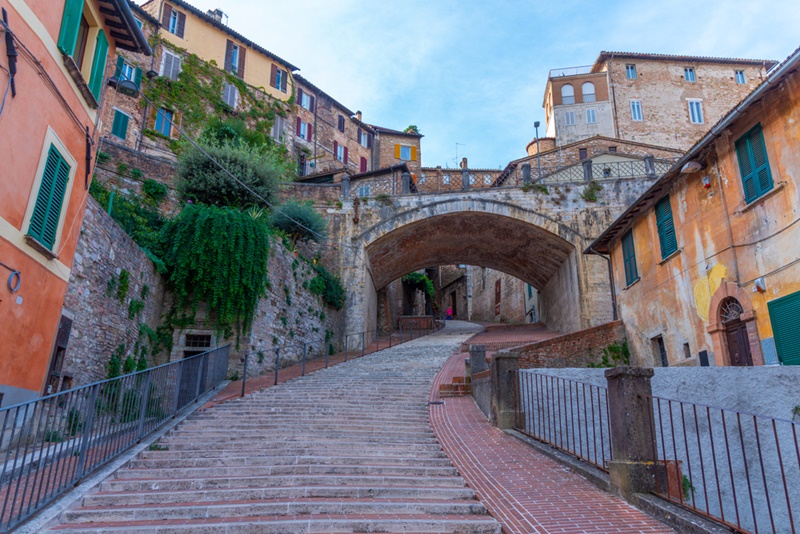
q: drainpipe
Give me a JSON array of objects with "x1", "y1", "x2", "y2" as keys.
[
  {"x1": 587, "y1": 246, "x2": 618, "y2": 321},
  {"x1": 607, "y1": 54, "x2": 620, "y2": 139}
]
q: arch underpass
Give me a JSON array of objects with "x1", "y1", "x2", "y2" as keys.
[{"x1": 333, "y1": 191, "x2": 623, "y2": 345}]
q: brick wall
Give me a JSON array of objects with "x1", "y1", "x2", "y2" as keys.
[
  {"x1": 515, "y1": 136, "x2": 683, "y2": 171},
  {"x1": 280, "y1": 183, "x2": 342, "y2": 204},
  {"x1": 512, "y1": 321, "x2": 626, "y2": 369},
  {"x1": 374, "y1": 132, "x2": 422, "y2": 174}
]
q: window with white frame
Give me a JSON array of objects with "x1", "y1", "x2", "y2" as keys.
[
  {"x1": 359, "y1": 130, "x2": 369, "y2": 147},
  {"x1": 684, "y1": 67, "x2": 696, "y2": 82},
  {"x1": 626, "y1": 64, "x2": 637, "y2": 79},
  {"x1": 630, "y1": 100, "x2": 643, "y2": 121},
  {"x1": 336, "y1": 144, "x2": 344, "y2": 162},
  {"x1": 120, "y1": 61, "x2": 135, "y2": 82},
  {"x1": 688, "y1": 99, "x2": 704, "y2": 124},
  {"x1": 168, "y1": 10, "x2": 178, "y2": 34},
  {"x1": 299, "y1": 121, "x2": 310, "y2": 140},
  {"x1": 271, "y1": 116, "x2": 285, "y2": 142},
  {"x1": 582, "y1": 82, "x2": 596, "y2": 102},
  {"x1": 735, "y1": 70, "x2": 746, "y2": 84},
  {"x1": 230, "y1": 44, "x2": 240, "y2": 74},
  {"x1": 300, "y1": 91, "x2": 312, "y2": 110},
  {"x1": 161, "y1": 49, "x2": 182, "y2": 81},
  {"x1": 357, "y1": 185, "x2": 370, "y2": 198},
  {"x1": 586, "y1": 109, "x2": 597, "y2": 124},
  {"x1": 561, "y1": 84, "x2": 575, "y2": 105},
  {"x1": 565, "y1": 111, "x2": 576, "y2": 126},
  {"x1": 222, "y1": 82, "x2": 238, "y2": 109},
  {"x1": 400, "y1": 145, "x2": 411, "y2": 160},
  {"x1": 443, "y1": 174, "x2": 451, "y2": 185}
]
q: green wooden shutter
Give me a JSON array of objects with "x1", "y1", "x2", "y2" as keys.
[
  {"x1": 114, "y1": 55, "x2": 124, "y2": 78},
  {"x1": 88, "y1": 29, "x2": 109, "y2": 101},
  {"x1": 111, "y1": 110, "x2": 129, "y2": 139},
  {"x1": 29, "y1": 146, "x2": 71, "y2": 250},
  {"x1": 621, "y1": 230, "x2": 638, "y2": 286},
  {"x1": 768, "y1": 291, "x2": 800, "y2": 365},
  {"x1": 655, "y1": 195, "x2": 677, "y2": 259},
  {"x1": 736, "y1": 124, "x2": 773, "y2": 203},
  {"x1": 133, "y1": 67, "x2": 143, "y2": 89},
  {"x1": 57, "y1": 0, "x2": 84, "y2": 56}
]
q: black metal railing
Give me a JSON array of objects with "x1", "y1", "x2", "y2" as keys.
[
  {"x1": 0, "y1": 345, "x2": 230, "y2": 533},
  {"x1": 645, "y1": 394, "x2": 800, "y2": 534},
  {"x1": 513, "y1": 371, "x2": 612, "y2": 471}
]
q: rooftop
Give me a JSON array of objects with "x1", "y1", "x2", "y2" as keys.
[{"x1": 592, "y1": 50, "x2": 778, "y2": 72}]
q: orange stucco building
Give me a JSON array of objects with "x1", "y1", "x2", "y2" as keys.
[
  {"x1": 0, "y1": 0, "x2": 149, "y2": 407},
  {"x1": 588, "y1": 46, "x2": 800, "y2": 368}
]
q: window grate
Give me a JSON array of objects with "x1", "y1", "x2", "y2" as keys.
[{"x1": 185, "y1": 334, "x2": 212, "y2": 348}]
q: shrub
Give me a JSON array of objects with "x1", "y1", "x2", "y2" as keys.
[
  {"x1": 308, "y1": 263, "x2": 346, "y2": 310},
  {"x1": 269, "y1": 201, "x2": 328, "y2": 245},
  {"x1": 142, "y1": 179, "x2": 169, "y2": 205},
  {"x1": 177, "y1": 140, "x2": 290, "y2": 208},
  {"x1": 581, "y1": 181, "x2": 603, "y2": 202},
  {"x1": 89, "y1": 181, "x2": 165, "y2": 254}
]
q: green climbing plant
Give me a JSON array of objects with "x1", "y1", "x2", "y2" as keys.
[{"x1": 402, "y1": 272, "x2": 435, "y2": 299}]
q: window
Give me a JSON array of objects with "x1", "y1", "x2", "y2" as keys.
[
  {"x1": 222, "y1": 82, "x2": 238, "y2": 109},
  {"x1": 111, "y1": 109, "x2": 129, "y2": 140},
  {"x1": 114, "y1": 55, "x2": 142, "y2": 90},
  {"x1": 162, "y1": 5, "x2": 185, "y2": 38},
  {"x1": 735, "y1": 123, "x2": 774, "y2": 203},
  {"x1": 297, "y1": 88, "x2": 314, "y2": 111},
  {"x1": 297, "y1": 153, "x2": 307, "y2": 177},
  {"x1": 565, "y1": 111, "x2": 576, "y2": 126},
  {"x1": 768, "y1": 291, "x2": 800, "y2": 365},
  {"x1": 224, "y1": 40, "x2": 245, "y2": 77},
  {"x1": 683, "y1": 343, "x2": 692, "y2": 360},
  {"x1": 653, "y1": 336, "x2": 669, "y2": 367},
  {"x1": 120, "y1": 62, "x2": 134, "y2": 82},
  {"x1": 154, "y1": 108, "x2": 174, "y2": 137},
  {"x1": 582, "y1": 82, "x2": 596, "y2": 102},
  {"x1": 334, "y1": 141, "x2": 348, "y2": 163},
  {"x1": 608, "y1": 146, "x2": 617, "y2": 153},
  {"x1": 626, "y1": 64, "x2": 637, "y2": 79},
  {"x1": 296, "y1": 119, "x2": 312, "y2": 141},
  {"x1": 578, "y1": 148, "x2": 588, "y2": 160},
  {"x1": 621, "y1": 229, "x2": 638, "y2": 286},
  {"x1": 684, "y1": 67, "x2": 696, "y2": 82},
  {"x1": 735, "y1": 70, "x2": 746, "y2": 84},
  {"x1": 160, "y1": 50, "x2": 182, "y2": 81},
  {"x1": 360, "y1": 157, "x2": 368, "y2": 173},
  {"x1": 28, "y1": 145, "x2": 71, "y2": 250},
  {"x1": 561, "y1": 84, "x2": 575, "y2": 105},
  {"x1": 586, "y1": 109, "x2": 597, "y2": 124},
  {"x1": 357, "y1": 185, "x2": 370, "y2": 197},
  {"x1": 358, "y1": 129, "x2": 370, "y2": 147},
  {"x1": 443, "y1": 174, "x2": 451, "y2": 185},
  {"x1": 271, "y1": 116, "x2": 285, "y2": 142},
  {"x1": 338, "y1": 115, "x2": 345, "y2": 132},
  {"x1": 185, "y1": 334, "x2": 211, "y2": 348},
  {"x1": 688, "y1": 100, "x2": 704, "y2": 124},
  {"x1": 655, "y1": 195, "x2": 678, "y2": 259},
  {"x1": 57, "y1": 0, "x2": 109, "y2": 101},
  {"x1": 271, "y1": 64, "x2": 288, "y2": 92},
  {"x1": 397, "y1": 145, "x2": 413, "y2": 161},
  {"x1": 630, "y1": 100, "x2": 643, "y2": 121}
]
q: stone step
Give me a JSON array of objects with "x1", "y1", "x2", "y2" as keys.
[
  {"x1": 157, "y1": 439, "x2": 444, "y2": 450},
  {"x1": 99, "y1": 474, "x2": 470, "y2": 493},
  {"x1": 50, "y1": 513, "x2": 503, "y2": 533},
  {"x1": 114, "y1": 464, "x2": 460, "y2": 479},
  {"x1": 137, "y1": 448, "x2": 448, "y2": 460},
  {"x1": 83, "y1": 485, "x2": 478, "y2": 507},
  {"x1": 128, "y1": 455, "x2": 454, "y2": 469},
  {"x1": 61, "y1": 498, "x2": 489, "y2": 523}
]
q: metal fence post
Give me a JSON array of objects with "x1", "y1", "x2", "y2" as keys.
[
  {"x1": 344, "y1": 335, "x2": 349, "y2": 362},
  {"x1": 194, "y1": 353, "x2": 205, "y2": 402},
  {"x1": 274, "y1": 348, "x2": 281, "y2": 386},
  {"x1": 74, "y1": 384, "x2": 100, "y2": 481},
  {"x1": 172, "y1": 359, "x2": 184, "y2": 415},
  {"x1": 241, "y1": 353, "x2": 248, "y2": 398},
  {"x1": 302, "y1": 343, "x2": 307, "y2": 376},
  {"x1": 136, "y1": 372, "x2": 152, "y2": 440}
]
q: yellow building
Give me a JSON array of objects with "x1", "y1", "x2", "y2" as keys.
[{"x1": 141, "y1": 0, "x2": 297, "y2": 102}]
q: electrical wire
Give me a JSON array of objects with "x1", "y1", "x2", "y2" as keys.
[{"x1": 0, "y1": 63, "x2": 11, "y2": 118}]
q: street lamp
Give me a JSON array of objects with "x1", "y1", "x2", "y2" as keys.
[{"x1": 533, "y1": 121, "x2": 542, "y2": 180}]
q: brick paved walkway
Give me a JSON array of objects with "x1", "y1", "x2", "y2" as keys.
[
  {"x1": 429, "y1": 353, "x2": 675, "y2": 534},
  {"x1": 460, "y1": 323, "x2": 559, "y2": 353}
]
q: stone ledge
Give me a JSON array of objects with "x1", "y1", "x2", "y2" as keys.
[{"x1": 634, "y1": 494, "x2": 731, "y2": 534}]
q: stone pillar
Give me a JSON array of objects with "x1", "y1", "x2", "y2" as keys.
[
  {"x1": 470, "y1": 345, "x2": 488, "y2": 374},
  {"x1": 582, "y1": 159, "x2": 593, "y2": 182},
  {"x1": 521, "y1": 163, "x2": 531, "y2": 185},
  {"x1": 643, "y1": 154, "x2": 655, "y2": 177},
  {"x1": 461, "y1": 169, "x2": 470, "y2": 190},
  {"x1": 605, "y1": 366, "x2": 658, "y2": 502},
  {"x1": 401, "y1": 172, "x2": 411, "y2": 194},
  {"x1": 341, "y1": 175, "x2": 351, "y2": 198},
  {"x1": 490, "y1": 353, "x2": 519, "y2": 429}
]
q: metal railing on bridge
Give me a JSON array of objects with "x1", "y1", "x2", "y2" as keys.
[{"x1": 0, "y1": 345, "x2": 229, "y2": 533}]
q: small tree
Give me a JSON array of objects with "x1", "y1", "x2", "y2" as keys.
[{"x1": 269, "y1": 201, "x2": 328, "y2": 246}]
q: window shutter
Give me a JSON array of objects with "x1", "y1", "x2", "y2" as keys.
[
  {"x1": 307, "y1": 124, "x2": 312, "y2": 142},
  {"x1": 297, "y1": 88, "x2": 303, "y2": 105},
  {"x1": 394, "y1": 144, "x2": 401, "y2": 159},
  {"x1": 237, "y1": 47, "x2": 246, "y2": 78},
  {"x1": 360, "y1": 157, "x2": 367, "y2": 173},
  {"x1": 621, "y1": 230, "x2": 637, "y2": 285},
  {"x1": 88, "y1": 30, "x2": 109, "y2": 101},
  {"x1": 411, "y1": 146, "x2": 418, "y2": 161},
  {"x1": 735, "y1": 136, "x2": 757, "y2": 203},
  {"x1": 115, "y1": 55, "x2": 125, "y2": 78},
  {"x1": 367, "y1": 133, "x2": 373, "y2": 149},
  {"x1": 112, "y1": 111, "x2": 129, "y2": 139},
  {"x1": 58, "y1": 0, "x2": 84, "y2": 56},
  {"x1": 343, "y1": 147, "x2": 348, "y2": 164},
  {"x1": 655, "y1": 196, "x2": 677, "y2": 259},
  {"x1": 281, "y1": 71, "x2": 288, "y2": 92},
  {"x1": 769, "y1": 292, "x2": 800, "y2": 365},
  {"x1": 333, "y1": 140, "x2": 338, "y2": 159},
  {"x1": 133, "y1": 67, "x2": 142, "y2": 89},
  {"x1": 161, "y1": 3, "x2": 173, "y2": 27},
  {"x1": 30, "y1": 146, "x2": 70, "y2": 250},
  {"x1": 176, "y1": 12, "x2": 186, "y2": 38},
  {"x1": 357, "y1": 128, "x2": 362, "y2": 142},
  {"x1": 749, "y1": 126, "x2": 773, "y2": 196},
  {"x1": 309, "y1": 95, "x2": 315, "y2": 112},
  {"x1": 224, "y1": 40, "x2": 233, "y2": 72},
  {"x1": 270, "y1": 64, "x2": 278, "y2": 88},
  {"x1": 296, "y1": 117, "x2": 302, "y2": 137}
]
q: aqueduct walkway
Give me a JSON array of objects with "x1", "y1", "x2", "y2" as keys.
[{"x1": 43, "y1": 322, "x2": 670, "y2": 533}]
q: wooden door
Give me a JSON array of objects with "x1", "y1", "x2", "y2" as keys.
[{"x1": 726, "y1": 321, "x2": 753, "y2": 366}]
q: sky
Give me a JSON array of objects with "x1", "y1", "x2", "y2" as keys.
[{"x1": 141, "y1": 0, "x2": 800, "y2": 169}]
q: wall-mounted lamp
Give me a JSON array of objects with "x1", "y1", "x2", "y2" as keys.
[
  {"x1": 753, "y1": 277, "x2": 767, "y2": 293},
  {"x1": 681, "y1": 161, "x2": 703, "y2": 173}
]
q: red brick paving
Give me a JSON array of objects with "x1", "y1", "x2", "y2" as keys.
[
  {"x1": 429, "y1": 353, "x2": 675, "y2": 534},
  {"x1": 461, "y1": 323, "x2": 559, "y2": 353}
]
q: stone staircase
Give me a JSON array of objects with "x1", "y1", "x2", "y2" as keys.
[{"x1": 46, "y1": 331, "x2": 500, "y2": 533}]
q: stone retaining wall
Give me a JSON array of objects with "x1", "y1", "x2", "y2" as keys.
[{"x1": 511, "y1": 321, "x2": 626, "y2": 369}]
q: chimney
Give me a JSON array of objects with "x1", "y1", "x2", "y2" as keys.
[
  {"x1": 355, "y1": 111, "x2": 362, "y2": 122},
  {"x1": 207, "y1": 9, "x2": 225, "y2": 23},
  {"x1": 460, "y1": 157, "x2": 468, "y2": 169}
]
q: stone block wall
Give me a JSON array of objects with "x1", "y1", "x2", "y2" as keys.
[
  {"x1": 62, "y1": 198, "x2": 167, "y2": 387},
  {"x1": 512, "y1": 320, "x2": 626, "y2": 369}
]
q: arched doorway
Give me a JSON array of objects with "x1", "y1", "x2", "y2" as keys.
[{"x1": 720, "y1": 298, "x2": 753, "y2": 366}]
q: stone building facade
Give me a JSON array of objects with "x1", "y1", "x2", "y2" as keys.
[
  {"x1": 469, "y1": 268, "x2": 537, "y2": 324},
  {"x1": 542, "y1": 52, "x2": 777, "y2": 151},
  {"x1": 588, "y1": 47, "x2": 800, "y2": 368},
  {"x1": 370, "y1": 126, "x2": 424, "y2": 176}
]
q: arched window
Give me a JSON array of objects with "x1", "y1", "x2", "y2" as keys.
[
  {"x1": 720, "y1": 297, "x2": 744, "y2": 323},
  {"x1": 561, "y1": 84, "x2": 575, "y2": 105},
  {"x1": 582, "y1": 82, "x2": 596, "y2": 102}
]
